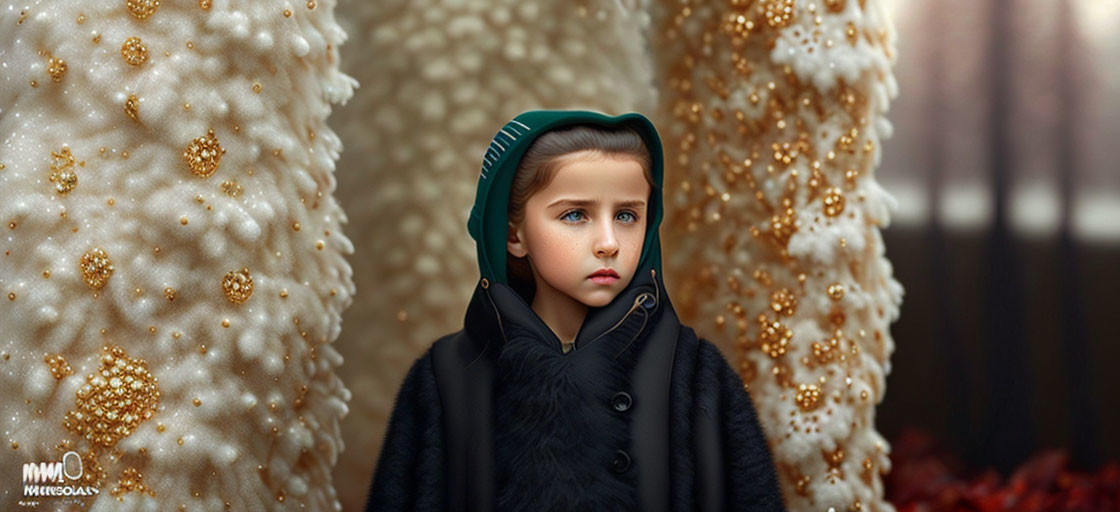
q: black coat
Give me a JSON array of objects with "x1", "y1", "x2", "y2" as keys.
[{"x1": 365, "y1": 267, "x2": 786, "y2": 511}]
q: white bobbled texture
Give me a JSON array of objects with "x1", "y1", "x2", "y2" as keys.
[
  {"x1": 0, "y1": 0, "x2": 356, "y2": 509},
  {"x1": 648, "y1": 0, "x2": 902, "y2": 510}
]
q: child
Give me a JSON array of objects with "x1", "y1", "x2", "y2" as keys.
[{"x1": 366, "y1": 110, "x2": 785, "y2": 511}]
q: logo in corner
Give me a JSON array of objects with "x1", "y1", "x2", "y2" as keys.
[{"x1": 21, "y1": 451, "x2": 100, "y2": 500}]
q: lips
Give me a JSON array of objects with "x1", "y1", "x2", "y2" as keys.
[{"x1": 589, "y1": 269, "x2": 619, "y2": 279}]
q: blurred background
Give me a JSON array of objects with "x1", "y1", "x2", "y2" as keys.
[{"x1": 876, "y1": 0, "x2": 1120, "y2": 479}]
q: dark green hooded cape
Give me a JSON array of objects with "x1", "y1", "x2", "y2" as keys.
[{"x1": 367, "y1": 110, "x2": 785, "y2": 512}]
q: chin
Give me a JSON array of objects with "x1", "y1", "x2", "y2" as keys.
[{"x1": 580, "y1": 291, "x2": 618, "y2": 308}]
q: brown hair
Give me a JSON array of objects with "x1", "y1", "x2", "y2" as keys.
[{"x1": 506, "y1": 124, "x2": 657, "y2": 302}]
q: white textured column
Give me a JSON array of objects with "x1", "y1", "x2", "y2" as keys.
[
  {"x1": 330, "y1": 0, "x2": 656, "y2": 508},
  {"x1": 0, "y1": 0, "x2": 356, "y2": 509},
  {"x1": 648, "y1": 0, "x2": 903, "y2": 510}
]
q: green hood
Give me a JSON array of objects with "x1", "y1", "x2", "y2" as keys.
[{"x1": 467, "y1": 109, "x2": 665, "y2": 285}]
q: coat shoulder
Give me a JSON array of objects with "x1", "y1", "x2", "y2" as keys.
[
  {"x1": 429, "y1": 328, "x2": 487, "y2": 370},
  {"x1": 430, "y1": 329, "x2": 464, "y2": 349},
  {"x1": 673, "y1": 325, "x2": 732, "y2": 379}
]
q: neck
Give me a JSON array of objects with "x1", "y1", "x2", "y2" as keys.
[{"x1": 529, "y1": 281, "x2": 587, "y2": 345}]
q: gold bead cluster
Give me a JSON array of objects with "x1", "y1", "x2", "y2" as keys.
[
  {"x1": 795, "y1": 383, "x2": 821, "y2": 412},
  {"x1": 772, "y1": 140, "x2": 809, "y2": 167},
  {"x1": 794, "y1": 472, "x2": 811, "y2": 496},
  {"x1": 822, "y1": 187, "x2": 846, "y2": 217},
  {"x1": 824, "y1": 445, "x2": 845, "y2": 474},
  {"x1": 222, "y1": 268, "x2": 253, "y2": 303},
  {"x1": 722, "y1": 0, "x2": 796, "y2": 41},
  {"x1": 769, "y1": 202, "x2": 798, "y2": 248},
  {"x1": 126, "y1": 0, "x2": 160, "y2": 20},
  {"x1": 723, "y1": 11, "x2": 757, "y2": 40},
  {"x1": 762, "y1": 0, "x2": 796, "y2": 29},
  {"x1": 835, "y1": 127, "x2": 860, "y2": 154},
  {"x1": 810, "y1": 332, "x2": 841, "y2": 367},
  {"x1": 49, "y1": 147, "x2": 79, "y2": 195},
  {"x1": 769, "y1": 288, "x2": 798, "y2": 317},
  {"x1": 63, "y1": 345, "x2": 160, "y2": 448},
  {"x1": 80, "y1": 247, "x2": 114, "y2": 289},
  {"x1": 112, "y1": 466, "x2": 155, "y2": 497},
  {"x1": 758, "y1": 314, "x2": 793, "y2": 358},
  {"x1": 47, "y1": 57, "x2": 67, "y2": 83},
  {"x1": 44, "y1": 353, "x2": 73, "y2": 380},
  {"x1": 828, "y1": 443, "x2": 842, "y2": 466},
  {"x1": 120, "y1": 36, "x2": 149, "y2": 66},
  {"x1": 220, "y1": 179, "x2": 243, "y2": 197},
  {"x1": 183, "y1": 129, "x2": 225, "y2": 178},
  {"x1": 125, "y1": 94, "x2": 140, "y2": 122}
]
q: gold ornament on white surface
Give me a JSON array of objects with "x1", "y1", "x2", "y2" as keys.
[
  {"x1": 649, "y1": 0, "x2": 902, "y2": 509},
  {"x1": 49, "y1": 146, "x2": 80, "y2": 195},
  {"x1": 0, "y1": 0, "x2": 357, "y2": 508},
  {"x1": 183, "y1": 129, "x2": 225, "y2": 178},
  {"x1": 120, "y1": 36, "x2": 148, "y2": 67},
  {"x1": 126, "y1": 0, "x2": 160, "y2": 20},
  {"x1": 222, "y1": 267, "x2": 254, "y2": 304},
  {"x1": 80, "y1": 248, "x2": 114, "y2": 290}
]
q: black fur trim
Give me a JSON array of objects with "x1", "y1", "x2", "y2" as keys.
[{"x1": 492, "y1": 317, "x2": 646, "y2": 511}]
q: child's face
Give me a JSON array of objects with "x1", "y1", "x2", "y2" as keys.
[{"x1": 507, "y1": 150, "x2": 650, "y2": 308}]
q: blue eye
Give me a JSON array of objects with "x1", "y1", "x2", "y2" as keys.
[
  {"x1": 560, "y1": 209, "x2": 640, "y2": 223},
  {"x1": 617, "y1": 211, "x2": 638, "y2": 223},
  {"x1": 561, "y1": 210, "x2": 585, "y2": 222}
]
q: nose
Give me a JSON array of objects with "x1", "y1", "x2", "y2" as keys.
[{"x1": 593, "y1": 222, "x2": 620, "y2": 258}]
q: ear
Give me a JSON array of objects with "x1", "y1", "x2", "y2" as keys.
[{"x1": 507, "y1": 222, "x2": 528, "y2": 258}]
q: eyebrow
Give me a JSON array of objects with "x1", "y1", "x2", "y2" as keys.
[{"x1": 547, "y1": 199, "x2": 647, "y2": 209}]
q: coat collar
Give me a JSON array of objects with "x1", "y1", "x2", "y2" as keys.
[{"x1": 463, "y1": 268, "x2": 666, "y2": 361}]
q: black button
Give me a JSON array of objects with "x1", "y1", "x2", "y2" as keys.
[
  {"x1": 611, "y1": 391, "x2": 632, "y2": 412},
  {"x1": 640, "y1": 293, "x2": 656, "y2": 310},
  {"x1": 610, "y1": 449, "x2": 631, "y2": 473}
]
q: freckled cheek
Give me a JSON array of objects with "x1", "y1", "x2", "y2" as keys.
[
  {"x1": 530, "y1": 225, "x2": 584, "y2": 267},
  {"x1": 624, "y1": 234, "x2": 644, "y2": 261}
]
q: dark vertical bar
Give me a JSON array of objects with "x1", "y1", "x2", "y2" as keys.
[
  {"x1": 1055, "y1": 0, "x2": 1098, "y2": 469},
  {"x1": 922, "y1": 0, "x2": 972, "y2": 459},
  {"x1": 979, "y1": 0, "x2": 1035, "y2": 473}
]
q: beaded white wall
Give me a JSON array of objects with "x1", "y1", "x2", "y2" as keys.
[
  {"x1": 0, "y1": 0, "x2": 356, "y2": 509},
  {"x1": 647, "y1": 0, "x2": 903, "y2": 510}
]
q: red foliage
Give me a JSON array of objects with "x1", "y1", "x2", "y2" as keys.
[{"x1": 885, "y1": 429, "x2": 1120, "y2": 512}]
